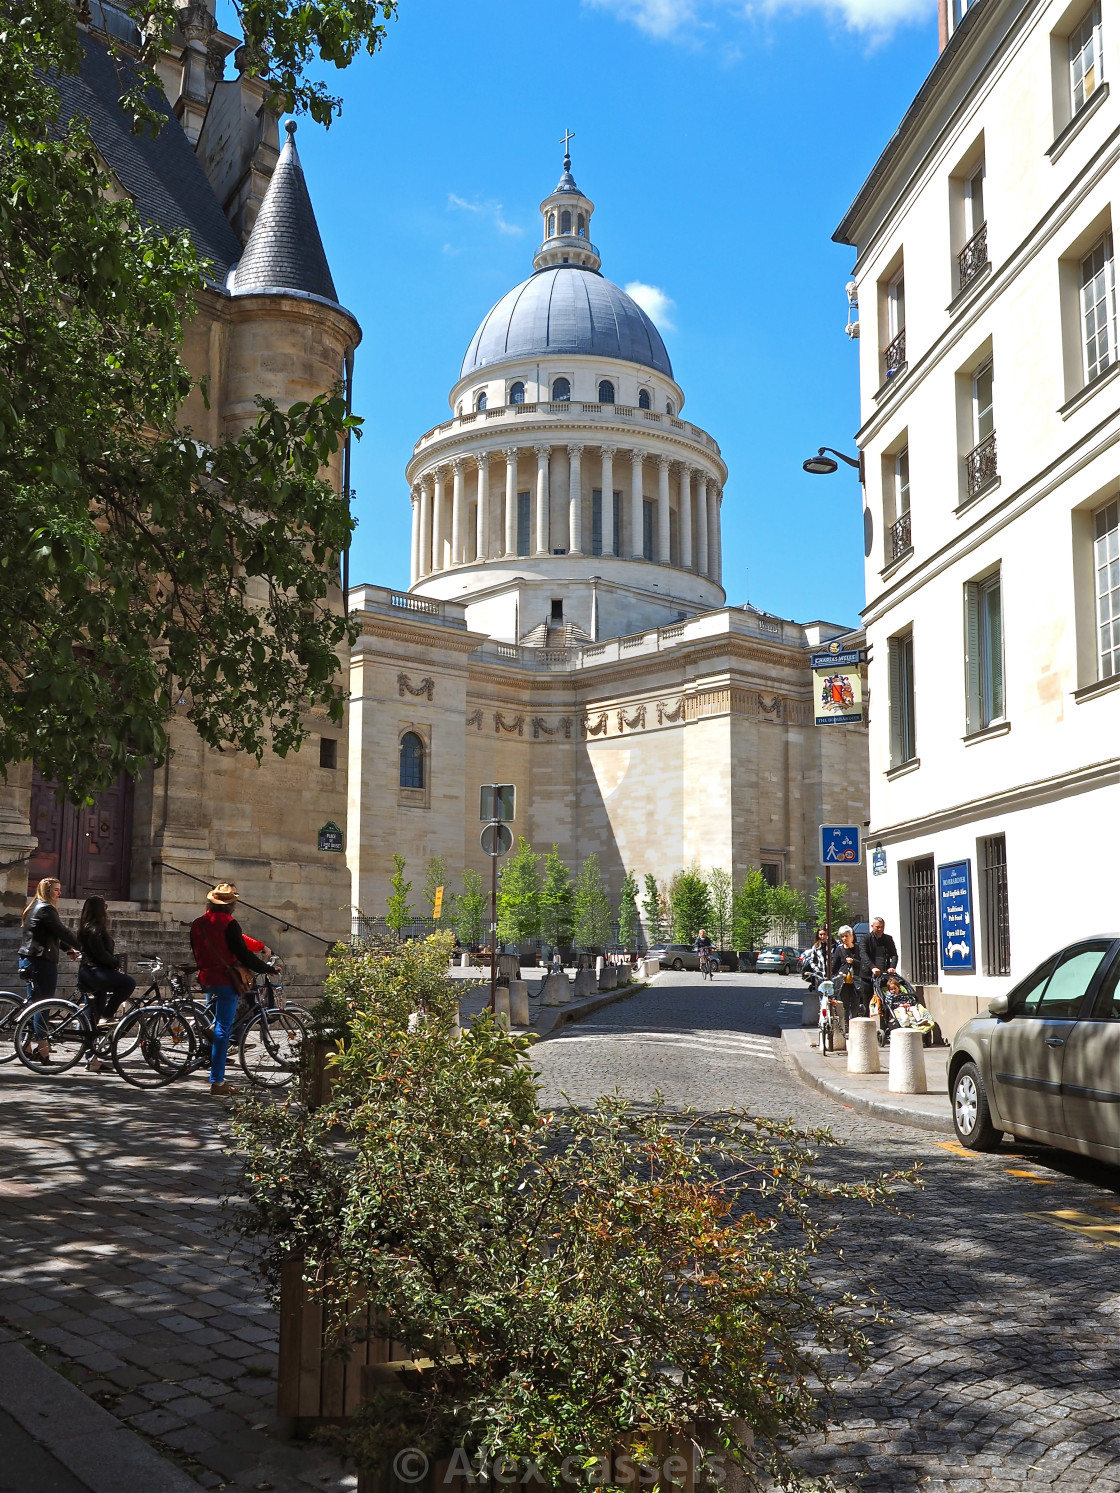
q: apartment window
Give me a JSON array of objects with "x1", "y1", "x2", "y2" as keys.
[
  {"x1": 1081, "y1": 233, "x2": 1117, "y2": 382},
  {"x1": 965, "y1": 569, "x2": 1004, "y2": 731},
  {"x1": 958, "y1": 160, "x2": 988, "y2": 292},
  {"x1": 399, "y1": 732, "x2": 425, "y2": 790},
  {"x1": 888, "y1": 631, "x2": 917, "y2": 767},
  {"x1": 516, "y1": 490, "x2": 531, "y2": 556},
  {"x1": 1095, "y1": 497, "x2": 1120, "y2": 679},
  {"x1": 966, "y1": 359, "x2": 997, "y2": 498},
  {"x1": 592, "y1": 489, "x2": 622, "y2": 557},
  {"x1": 642, "y1": 498, "x2": 654, "y2": 560},
  {"x1": 551, "y1": 377, "x2": 571, "y2": 402},
  {"x1": 887, "y1": 446, "x2": 911, "y2": 562},
  {"x1": 509, "y1": 381, "x2": 525, "y2": 405},
  {"x1": 981, "y1": 835, "x2": 1011, "y2": 976},
  {"x1": 319, "y1": 737, "x2": 337, "y2": 769},
  {"x1": 638, "y1": 388, "x2": 652, "y2": 410},
  {"x1": 884, "y1": 267, "x2": 906, "y2": 378},
  {"x1": 1071, "y1": 4, "x2": 1103, "y2": 115}
]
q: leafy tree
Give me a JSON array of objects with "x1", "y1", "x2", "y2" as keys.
[
  {"x1": 813, "y1": 876, "x2": 852, "y2": 933},
  {"x1": 571, "y1": 854, "x2": 612, "y2": 950},
  {"x1": 706, "y1": 867, "x2": 733, "y2": 948},
  {"x1": 539, "y1": 847, "x2": 574, "y2": 948},
  {"x1": 769, "y1": 882, "x2": 811, "y2": 944},
  {"x1": 456, "y1": 869, "x2": 486, "y2": 949},
  {"x1": 1, "y1": 0, "x2": 397, "y2": 799},
  {"x1": 641, "y1": 872, "x2": 665, "y2": 945},
  {"x1": 385, "y1": 854, "x2": 412, "y2": 941},
  {"x1": 616, "y1": 870, "x2": 640, "y2": 949},
  {"x1": 424, "y1": 856, "x2": 456, "y2": 927},
  {"x1": 731, "y1": 868, "x2": 772, "y2": 951},
  {"x1": 669, "y1": 868, "x2": 712, "y2": 944},
  {"x1": 496, "y1": 837, "x2": 540, "y2": 945}
]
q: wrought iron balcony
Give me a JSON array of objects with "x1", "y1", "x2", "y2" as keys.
[
  {"x1": 883, "y1": 328, "x2": 907, "y2": 379},
  {"x1": 887, "y1": 511, "x2": 912, "y2": 562},
  {"x1": 958, "y1": 222, "x2": 989, "y2": 293},
  {"x1": 966, "y1": 431, "x2": 997, "y2": 498}
]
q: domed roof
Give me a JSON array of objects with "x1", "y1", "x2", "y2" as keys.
[{"x1": 460, "y1": 265, "x2": 673, "y2": 381}]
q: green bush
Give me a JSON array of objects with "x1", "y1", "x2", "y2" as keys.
[{"x1": 668, "y1": 867, "x2": 712, "y2": 943}]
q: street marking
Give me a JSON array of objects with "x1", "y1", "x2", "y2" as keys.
[
  {"x1": 1023, "y1": 1210, "x2": 1120, "y2": 1247},
  {"x1": 935, "y1": 1140, "x2": 977, "y2": 1158},
  {"x1": 1004, "y1": 1169, "x2": 1056, "y2": 1184}
]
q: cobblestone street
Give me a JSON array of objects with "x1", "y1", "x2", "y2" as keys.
[{"x1": 0, "y1": 972, "x2": 1117, "y2": 1492}]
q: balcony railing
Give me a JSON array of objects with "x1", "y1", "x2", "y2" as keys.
[
  {"x1": 887, "y1": 510, "x2": 912, "y2": 562},
  {"x1": 883, "y1": 328, "x2": 907, "y2": 379},
  {"x1": 958, "y1": 222, "x2": 988, "y2": 293},
  {"x1": 965, "y1": 431, "x2": 997, "y2": 498},
  {"x1": 413, "y1": 400, "x2": 722, "y2": 459}
]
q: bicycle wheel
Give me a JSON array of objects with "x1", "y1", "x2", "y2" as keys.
[
  {"x1": 111, "y1": 1005, "x2": 197, "y2": 1088},
  {"x1": 239, "y1": 1007, "x2": 307, "y2": 1087},
  {"x1": 0, "y1": 993, "x2": 23, "y2": 1064},
  {"x1": 14, "y1": 1000, "x2": 90, "y2": 1075}
]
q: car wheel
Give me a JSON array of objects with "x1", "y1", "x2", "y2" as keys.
[
  {"x1": 780, "y1": 964, "x2": 789, "y2": 976},
  {"x1": 952, "y1": 1061, "x2": 1003, "y2": 1151},
  {"x1": 672, "y1": 958, "x2": 684, "y2": 971}
]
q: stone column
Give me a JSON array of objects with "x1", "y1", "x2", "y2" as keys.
[
  {"x1": 696, "y1": 471, "x2": 709, "y2": 577},
  {"x1": 657, "y1": 454, "x2": 671, "y2": 565},
  {"x1": 534, "y1": 445, "x2": 550, "y2": 555},
  {"x1": 450, "y1": 457, "x2": 465, "y2": 567},
  {"x1": 678, "y1": 465, "x2": 693, "y2": 571},
  {"x1": 475, "y1": 454, "x2": 490, "y2": 561},
  {"x1": 503, "y1": 447, "x2": 518, "y2": 557},
  {"x1": 600, "y1": 445, "x2": 616, "y2": 558},
  {"x1": 433, "y1": 465, "x2": 445, "y2": 570},
  {"x1": 419, "y1": 474, "x2": 433, "y2": 578},
  {"x1": 630, "y1": 450, "x2": 644, "y2": 560},
  {"x1": 568, "y1": 444, "x2": 583, "y2": 556},
  {"x1": 409, "y1": 483, "x2": 421, "y2": 584},
  {"x1": 708, "y1": 483, "x2": 720, "y2": 582}
]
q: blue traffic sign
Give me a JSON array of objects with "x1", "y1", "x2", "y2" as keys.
[
  {"x1": 938, "y1": 860, "x2": 975, "y2": 971},
  {"x1": 820, "y1": 825, "x2": 861, "y2": 867}
]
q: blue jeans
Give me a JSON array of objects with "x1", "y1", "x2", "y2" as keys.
[
  {"x1": 203, "y1": 984, "x2": 238, "y2": 1083},
  {"x1": 23, "y1": 956, "x2": 58, "y2": 1041}
]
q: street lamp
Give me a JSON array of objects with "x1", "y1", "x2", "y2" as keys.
[{"x1": 802, "y1": 446, "x2": 864, "y2": 481}]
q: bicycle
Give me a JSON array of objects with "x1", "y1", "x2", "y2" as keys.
[
  {"x1": 817, "y1": 980, "x2": 844, "y2": 1056},
  {"x1": 699, "y1": 949, "x2": 718, "y2": 980},
  {"x1": 0, "y1": 990, "x2": 23, "y2": 1064}
]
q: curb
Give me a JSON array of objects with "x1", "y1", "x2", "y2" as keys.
[
  {"x1": 780, "y1": 1029, "x2": 952, "y2": 1136},
  {"x1": 535, "y1": 978, "x2": 651, "y2": 1036}
]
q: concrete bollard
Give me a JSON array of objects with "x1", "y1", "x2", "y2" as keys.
[
  {"x1": 508, "y1": 981, "x2": 530, "y2": 1027},
  {"x1": 802, "y1": 992, "x2": 819, "y2": 1027},
  {"x1": 889, "y1": 1028, "x2": 928, "y2": 1092},
  {"x1": 573, "y1": 969, "x2": 597, "y2": 999},
  {"x1": 595, "y1": 956, "x2": 604, "y2": 977},
  {"x1": 598, "y1": 965, "x2": 617, "y2": 992},
  {"x1": 459, "y1": 953, "x2": 471, "y2": 968},
  {"x1": 846, "y1": 1017, "x2": 880, "y2": 1074},
  {"x1": 617, "y1": 964, "x2": 631, "y2": 986},
  {"x1": 540, "y1": 971, "x2": 571, "y2": 1006},
  {"x1": 492, "y1": 984, "x2": 511, "y2": 1030},
  {"x1": 643, "y1": 958, "x2": 660, "y2": 980}
]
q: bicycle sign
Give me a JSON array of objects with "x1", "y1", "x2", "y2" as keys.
[{"x1": 820, "y1": 824, "x2": 861, "y2": 866}]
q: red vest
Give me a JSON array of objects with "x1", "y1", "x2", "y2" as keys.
[{"x1": 190, "y1": 908, "x2": 236, "y2": 988}]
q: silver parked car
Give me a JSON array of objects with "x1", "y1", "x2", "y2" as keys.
[
  {"x1": 658, "y1": 943, "x2": 703, "y2": 971},
  {"x1": 948, "y1": 936, "x2": 1120, "y2": 1163}
]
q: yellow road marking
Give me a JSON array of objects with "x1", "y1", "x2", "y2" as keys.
[
  {"x1": 1024, "y1": 1210, "x2": 1120, "y2": 1247},
  {"x1": 935, "y1": 1140, "x2": 975, "y2": 1157},
  {"x1": 1004, "y1": 1169, "x2": 1056, "y2": 1183}
]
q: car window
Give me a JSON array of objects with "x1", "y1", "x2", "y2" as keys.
[
  {"x1": 1088, "y1": 952, "x2": 1120, "y2": 1020},
  {"x1": 1025, "y1": 943, "x2": 1114, "y2": 1020}
]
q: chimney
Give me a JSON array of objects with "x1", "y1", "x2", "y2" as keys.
[{"x1": 939, "y1": 0, "x2": 950, "y2": 52}]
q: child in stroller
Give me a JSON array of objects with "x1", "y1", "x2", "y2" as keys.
[{"x1": 869, "y1": 971, "x2": 936, "y2": 1047}]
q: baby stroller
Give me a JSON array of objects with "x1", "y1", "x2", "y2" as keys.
[{"x1": 870, "y1": 971, "x2": 935, "y2": 1047}]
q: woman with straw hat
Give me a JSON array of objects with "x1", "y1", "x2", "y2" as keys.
[{"x1": 189, "y1": 884, "x2": 274, "y2": 1096}]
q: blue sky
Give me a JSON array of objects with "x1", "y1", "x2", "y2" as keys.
[{"x1": 286, "y1": 0, "x2": 941, "y2": 628}]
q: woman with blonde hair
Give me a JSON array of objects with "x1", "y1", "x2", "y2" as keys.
[{"x1": 19, "y1": 878, "x2": 81, "y2": 1061}]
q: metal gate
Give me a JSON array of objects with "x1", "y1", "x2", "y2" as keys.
[{"x1": 905, "y1": 856, "x2": 938, "y2": 985}]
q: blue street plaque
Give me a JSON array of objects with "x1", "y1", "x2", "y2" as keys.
[
  {"x1": 938, "y1": 860, "x2": 975, "y2": 972},
  {"x1": 820, "y1": 825, "x2": 861, "y2": 867}
]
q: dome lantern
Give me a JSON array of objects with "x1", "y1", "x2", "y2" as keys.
[{"x1": 534, "y1": 133, "x2": 600, "y2": 273}]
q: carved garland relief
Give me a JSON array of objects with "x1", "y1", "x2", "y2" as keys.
[{"x1": 398, "y1": 672, "x2": 434, "y2": 700}]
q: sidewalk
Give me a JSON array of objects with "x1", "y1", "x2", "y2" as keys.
[{"x1": 781, "y1": 1023, "x2": 953, "y2": 1134}]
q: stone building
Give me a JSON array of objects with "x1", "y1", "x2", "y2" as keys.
[
  {"x1": 347, "y1": 153, "x2": 870, "y2": 928},
  {"x1": 0, "y1": 7, "x2": 356, "y2": 991}
]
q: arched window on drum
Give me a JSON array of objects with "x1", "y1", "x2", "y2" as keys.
[
  {"x1": 551, "y1": 377, "x2": 571, "y2": 402},
  {"x1": 638, "y1": 388, "x2": 652, "y2": 410},
  {"x1": 598, "y1": 380, "x2": 615, "y2": 404}
]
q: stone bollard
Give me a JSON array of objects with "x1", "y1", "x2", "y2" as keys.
[
  {"x1": 598, "y1": 965, "x2": 617, "y2": 992},
  {"x1": 460, "y1": 953, "x2": 471, "y2": 968},
  {"x1": 540, "y1": 971, "x2": 571, "y2": 1006},
  {"x1": 508, "y1": 980, "x2": 530, "y2": 1027},
  {"x1": 802, "y1": 992, "x2": 819, "y2": 1027},
  {"x1": 616, "y1": 964, "x2": 630, "y2": 986},
  {"x1": 641, "y1": 958, "x2": 658, "y2": 980},
  {"x1": 595, "y1": 956, "x2": 604, "y2": 977},
  {"x1": 846, "y1": 1017, "x2": 880, "y2": 1074},
  {"x1": 450, "y1": 1005, "x2": 461, "y2": 1042},
  {"x1": 888, "y1": 1028, "x2": 928, "y2": 1092},
  {"x1": 573, "y1": 969, "x2": 597, "y2": 999},
  {"x1": 492, "y1": 984, "x2": 511, "y2": 1030}
]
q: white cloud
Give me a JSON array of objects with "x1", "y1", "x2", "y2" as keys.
[
  {"x1": 586, "y1": 0, "x2": 933, "y2": 41},
  {"x1": 448, "y1": 193, "x2": 524, "y2": 236},
  {"x1": 758, "y1": 0, "x2": 933, "y2": 31},
  {"x1": 625, "y1": 281, "x2": 677, "y2": 331}
]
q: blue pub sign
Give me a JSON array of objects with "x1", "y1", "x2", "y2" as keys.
[{"x1": 938, "y1": 860, "x2": 975, "y2": 972}]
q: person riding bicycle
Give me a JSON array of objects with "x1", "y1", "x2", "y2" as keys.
[
  {"x1": 190, "y1": 883, "x2": 275, "y2": 1097},
  {"x1": 695, "y1": 929, "x2": 715, "y2": 974},
  {"x1": 19, "y1": 878, "x2": 81, "y2": 1064}
]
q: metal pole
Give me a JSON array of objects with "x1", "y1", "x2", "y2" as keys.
[
  {"x1": 825, "y1": 865, "x2": 832, "y2": 979},
  {"x1": 489, "y1": 836, "x2": 498, "y2": 1012}
]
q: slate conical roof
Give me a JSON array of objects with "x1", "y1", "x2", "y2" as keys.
[{"x1": 232, "y1": 121, "x2": 338, "y2": 303}]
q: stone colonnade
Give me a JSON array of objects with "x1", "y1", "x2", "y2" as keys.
[{"x1": 409, "y1": 444, "x2": 723, "y2": 586}]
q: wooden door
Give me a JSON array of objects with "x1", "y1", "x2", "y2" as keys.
[{"x1": 27, "y1": 767, "x2": 133, "y2": 900}]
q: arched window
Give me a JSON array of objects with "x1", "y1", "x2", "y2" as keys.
[
  {"x1": 577, "y1": 213, "x2": 585, "y2": 237},
  {"x1": 476, "y1": 391, "x2": 487, "y2": 411},
  {"x1": 665, "y1": 400, "x2": 675, "y2": 416},
  {"x1": 598, "y1": 379, "x2": 615, "y2": 403},
  {"x1": 551, "y1": 377, "x2": 571, "y2": 402},
  {"x1": 456, "y1": 402, "x2": 463, "y2": 416},
  {"x1": 399, "y1": 732, "x2": 424, "y2": 789},
  {"x1": 547, "y1": 212, "x2": 555, "y2": 236},
  {"x1": 638, "y1": 388, "x2": 652, "y2": 410},
  {"x1": 509, "y1": 381, "x2": 525, "y2": 405},
  {"x1": 560, "y1": 209, "x2": 572, "y2": 234}
]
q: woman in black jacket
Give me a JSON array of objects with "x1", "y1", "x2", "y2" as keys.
[
  {"x1": 78, "y1": 897, "x2": 137, "y2": 1022},
  {"x1": 831, "y1": 925, "x2": 870, "y2": 1032},
  {"x1": 19, "y1": 878, "x2": 81, "y2": 1061}
]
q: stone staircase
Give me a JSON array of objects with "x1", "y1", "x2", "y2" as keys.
[{"x1": 0, "y1": 901, "x2": 193, "y2": 996}]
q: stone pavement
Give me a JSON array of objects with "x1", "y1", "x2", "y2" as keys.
[{"x1": 781, "y1": 1021, "x2": 953, "y2": 1133}]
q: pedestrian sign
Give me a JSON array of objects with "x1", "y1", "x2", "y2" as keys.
[{"x1": 820, "y1": 825, "x2": 861, "y2": 866}]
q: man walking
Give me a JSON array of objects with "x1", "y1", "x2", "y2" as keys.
[{"x1": 860, "y1": 917, "x2": 899, "y2": 982}]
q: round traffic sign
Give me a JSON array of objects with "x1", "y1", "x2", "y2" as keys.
[{"x1": 481, "y1": 822, "x2": 513, "y2": 857}]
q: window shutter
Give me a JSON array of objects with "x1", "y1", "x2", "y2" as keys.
[
  {"x1": 888, "y1": 637, "x2": 902, "y2": 767},
  {"x1": 964, "y1": 582, "x2": 981, "y2": 733}
]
